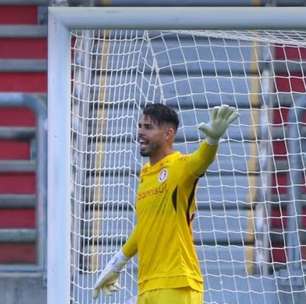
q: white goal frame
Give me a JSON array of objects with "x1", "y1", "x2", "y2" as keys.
[{"x1": 48, "y1": 6, "x2": 306, "y2": 304}]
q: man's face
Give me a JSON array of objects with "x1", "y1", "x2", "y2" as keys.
[{"x1": 137, "y1": 115, "x2": 169, "y2": 157}]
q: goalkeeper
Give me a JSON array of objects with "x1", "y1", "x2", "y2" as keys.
[{"x1": 93, "y1": 103, "x2": 239, "y2": 303}]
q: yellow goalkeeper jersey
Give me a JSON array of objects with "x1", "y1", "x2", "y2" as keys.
[{"x1": 123, "y1": 141, "x2": 217, "y2": 295}]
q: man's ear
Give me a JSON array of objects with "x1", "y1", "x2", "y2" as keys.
[{"x1": 165, "y1": 126, "x2": 176, "y2": 140}]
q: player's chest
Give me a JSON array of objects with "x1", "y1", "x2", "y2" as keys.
[{"x1": 136, "y1": 166, "x2": 176, "y2": 213}]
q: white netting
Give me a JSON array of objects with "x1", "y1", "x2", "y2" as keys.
[{"x1": 70, "y1": 29, "x2": 306, "y2": 304}]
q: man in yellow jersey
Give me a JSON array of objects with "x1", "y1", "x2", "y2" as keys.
[{"x1": 93, "y1": 103, "x2": 239, "y2": 303}]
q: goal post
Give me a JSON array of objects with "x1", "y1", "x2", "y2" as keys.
[{"x1": 48, "y1": 7, "x2": 306, "y2": 304}]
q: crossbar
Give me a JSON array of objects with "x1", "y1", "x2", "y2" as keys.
[{"x1": 49, "y1": 7, "x2": 306, "y2": 30}]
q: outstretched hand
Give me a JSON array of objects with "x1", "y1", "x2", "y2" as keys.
[{"x1": 198, "y1": 105, "x2": 239, "y2": 145}]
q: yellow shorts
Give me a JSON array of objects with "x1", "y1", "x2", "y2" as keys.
[{"x1": 137, "y1": 287, "x2": 203, "y2": 304}]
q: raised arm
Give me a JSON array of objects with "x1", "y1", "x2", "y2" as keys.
[{"x1": 93, "y1": 226, "x2": 138, "y2": 298}]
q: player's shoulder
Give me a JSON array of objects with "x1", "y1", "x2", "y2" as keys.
[
  {"x1": 164, "y1": 151, "x2": 192, "y2": 166},
  {"x1": 177, "y1": 152, "x2": 191, "y2": 162},
  {"x1": 167, "y1": 151, "x2": 192, "y2": 171},
  {"x1": 165, "y1": 151, "x2": 186, "y2": 165}
]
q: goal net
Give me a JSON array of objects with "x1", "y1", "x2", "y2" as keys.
[{"x1": 69, "y1": 28, "x2": 306, "y2": 304}]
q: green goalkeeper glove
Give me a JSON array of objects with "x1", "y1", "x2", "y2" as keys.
[
  {"x1": 93, "y1": 250, "x2": 129, "y2": 299},
  {"x1": 198, "y1": 105, "x2": 239, "y2": 145}
]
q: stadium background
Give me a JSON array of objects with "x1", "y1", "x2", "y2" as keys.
[{"x1": 0, "y1": 1, "x2": 306, "y2": 303}]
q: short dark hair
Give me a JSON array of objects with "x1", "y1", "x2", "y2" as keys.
[{"x1": 143, "y1": 103, "x2": 179, "y2": 131}]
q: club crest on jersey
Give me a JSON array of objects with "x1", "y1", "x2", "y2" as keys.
[{"x1": 158, "y1": 168, "x2": 168, "y2": 183}]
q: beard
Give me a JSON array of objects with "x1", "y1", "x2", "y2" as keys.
[
  {"x1": 139, "y1": 142, "x2": 159, "y2": 157},
  {"x1": 140, "y1": 149, "x2": 150, "y2": 157}
]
